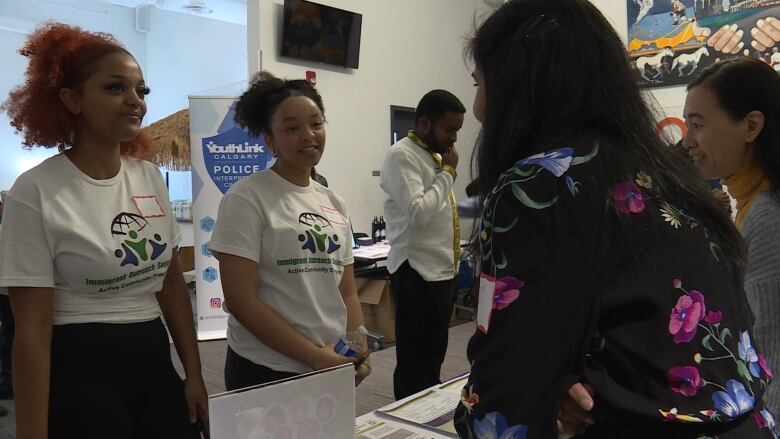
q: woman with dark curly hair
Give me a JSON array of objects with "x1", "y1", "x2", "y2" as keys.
[
  {"x1": 0, "y1": 23, "x2": 207, "y2": 438},
  {"x1": 208, "y1": 71, "x2": 369, "y2": 390}
]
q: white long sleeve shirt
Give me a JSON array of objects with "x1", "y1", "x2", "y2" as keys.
[{"x1": 380, "y1": 136, "x2": 457, "y2": 281}]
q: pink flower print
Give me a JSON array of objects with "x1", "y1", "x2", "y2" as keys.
[
  {"x1": 667, "y1": 366, "x2": 705, "y2": 397},
  {"x1": 673, "y1": 278, "x2": 682, "y2": 289},
  {"x1": 669, "y1": 291, "x2": 705, "y2": 343},
  {"x1": 493, "y1": 276, "x2": 524, "y2": 310},
  {"x1": 759, "y1": 353, "x2": 774, "y2": 379},
  {"x1": 704, "y1": 310, "x2": 723, "y2": 325},
  {"x1": 613, "y1": 181, "x2": 646, "y2": 214}
]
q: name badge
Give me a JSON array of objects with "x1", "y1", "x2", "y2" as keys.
[
  {"x1": 320, "y1": 206, "x2": 346, "y2": 225},
  {"x1": 476, "y1": 273, "x2": 496, "y2": 334},
  {"x1": 133, "y1": 196, "x2": 165, "y2": 218}
]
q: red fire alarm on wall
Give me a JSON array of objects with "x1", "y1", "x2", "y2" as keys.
[{"x1": 306, "y1": 70, "x2": 317, "y2": 85}]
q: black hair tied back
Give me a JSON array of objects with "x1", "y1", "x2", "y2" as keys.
[{"x1": 234, "y1": 71, "x2": 325, "y2": 137}]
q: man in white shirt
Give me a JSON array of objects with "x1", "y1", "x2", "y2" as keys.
[{"x1": 380, "y1": 90, "x2": 465, "y2": 399}]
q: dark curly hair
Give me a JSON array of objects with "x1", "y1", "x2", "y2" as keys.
[
  {"x1": 1, "y1": 22, "x2": 149, "y2": 155},
  {"x1": 234, "y1": 71, "x2": 325, "y2": 137}
]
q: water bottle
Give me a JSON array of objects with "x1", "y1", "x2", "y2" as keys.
[
  {"x1": 334, "y1": 326, "x2": 368, "y2": 358},
  {"x1": 371, "y1": 217, "x2": 379, "y2": 244}
]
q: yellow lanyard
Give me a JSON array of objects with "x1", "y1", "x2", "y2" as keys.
[{"x1": 407, "y1": 131, "x2": 461, "y2": 271}]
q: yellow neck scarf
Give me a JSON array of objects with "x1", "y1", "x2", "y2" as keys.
[
  {"x1": 724, "y1": 165, "x2": 771, "y2": 229},
  {"x1": 407, "y1": 131, "x2": 461, "y2": 270}
]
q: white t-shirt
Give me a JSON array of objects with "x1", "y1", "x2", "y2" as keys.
[
  {"x1": 208, "y1": 169, "x2": 354, "y2": 374},
  {"x1": 0, "y1": 154, "x2": 180, "y2": 325}
]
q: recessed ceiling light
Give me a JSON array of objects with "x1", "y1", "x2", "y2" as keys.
[{"x1": 182, "y1": 0, "x2": 213, "y2": 14}]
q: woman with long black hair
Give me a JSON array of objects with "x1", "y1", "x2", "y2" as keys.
[{"x1": 455, "y1": 1, "x2": 775, "y2": 438}]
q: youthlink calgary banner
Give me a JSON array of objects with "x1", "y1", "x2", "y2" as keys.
[{"x1": 190, "y1": 96, "x2": 274, "y2": 340}]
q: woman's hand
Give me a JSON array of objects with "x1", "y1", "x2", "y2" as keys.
[
  {"x1": 184, "y1": 375, "x2": 209, "y2": 438},
  {"x1": 308, "y1": 343, "x2": 355, "y2": 371},
  {"x1": 557, "y1": 382, "x2": 595, "y2": 439},
  {"x1": 355, "y1": 354, "x2": 371, "y2": 386},
  {"x1": 355, "y1": 364, "x2": 371, "y2": 386}
]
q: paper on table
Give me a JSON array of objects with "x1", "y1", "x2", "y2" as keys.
[
  {"x1": 437, "y1": 373, "x2": 470, "y2": 395},
  {"x1": 352, "y1": 242, "x2": 391, "y2": 259},
  {"x1": 353, "y1": 241, "x2": 468, "y2": 260},
  {"x1": 374, "y1": 373, "x2": 470, "y2": 437},
  {"x1": 356, "y1": 412, "x2": 453, "y2": 439}
]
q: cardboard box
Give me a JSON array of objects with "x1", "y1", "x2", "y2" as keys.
[
  {"x1": 356, "y1": 277, "x2": 395, "y2": 343},
  {"x1": 179, "y1": 246, "x2": 195, "y2": 272}
]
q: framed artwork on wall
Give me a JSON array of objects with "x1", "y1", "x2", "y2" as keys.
[{"x1": 627, "y1": 0, "x2": 780, "y2": 88}]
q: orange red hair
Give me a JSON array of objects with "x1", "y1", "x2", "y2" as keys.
[{"x1": 1, "y1": 22, "x2": 149, "y2": 156}]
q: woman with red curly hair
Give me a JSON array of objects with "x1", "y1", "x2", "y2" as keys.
[{"x1": 0, "y1": 23, "x2": 208, "y2": 438}]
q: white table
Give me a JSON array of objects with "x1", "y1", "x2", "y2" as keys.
[{"x1": 353, "y1": 240, "x2": 472, "y2": 263}]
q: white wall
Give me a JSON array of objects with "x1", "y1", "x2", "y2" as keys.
[
  {"x1": 0, "y1": 29, "x2": 54, "y2": 191},
  {"x1": 144, "y1": 7, "x2": 247, "y2": 124},
  {"x1": 250, "y1": 0, "x2": 492, "y2": 237}
]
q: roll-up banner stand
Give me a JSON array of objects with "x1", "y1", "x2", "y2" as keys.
[{"x1": 189, "y1": 94, "x2": 274, "y2": 340}]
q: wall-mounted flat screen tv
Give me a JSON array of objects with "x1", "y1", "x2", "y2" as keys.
[{"x1": 281, "y1": 0, "x2": 362, "y2": 69}]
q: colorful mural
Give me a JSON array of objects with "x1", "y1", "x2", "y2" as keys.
[{"x1": 628, "y1": 0, "x2": 780, "y2": 88}]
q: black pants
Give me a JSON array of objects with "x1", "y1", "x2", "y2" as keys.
[
  {"x1": 224, "y1": 346, "x2": 299, "y2": 391},
  {"x1": 0, "y1": 295, "x2": 13, "y2": 383},
  {"x1": 48, "y1": 318, "x2": 198, "y2": 439},
  {"x1": 390, "y1": 261, "x2": 455, "y2": 400}
]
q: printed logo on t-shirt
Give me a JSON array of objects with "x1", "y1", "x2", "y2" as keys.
[
  {"x1": 110, "y1": 212, "x2": 168, "y2": 267},
  {"x1": 82, "y1": 212, "x2": 171, "y2": 295},
  {"x1": 298, "y1": 212, "x2": 342, "y2": 255}
]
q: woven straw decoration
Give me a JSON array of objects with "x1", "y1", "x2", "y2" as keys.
[{"x1": 139, "y1": 109, "x2": 191, "y2": 171}]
